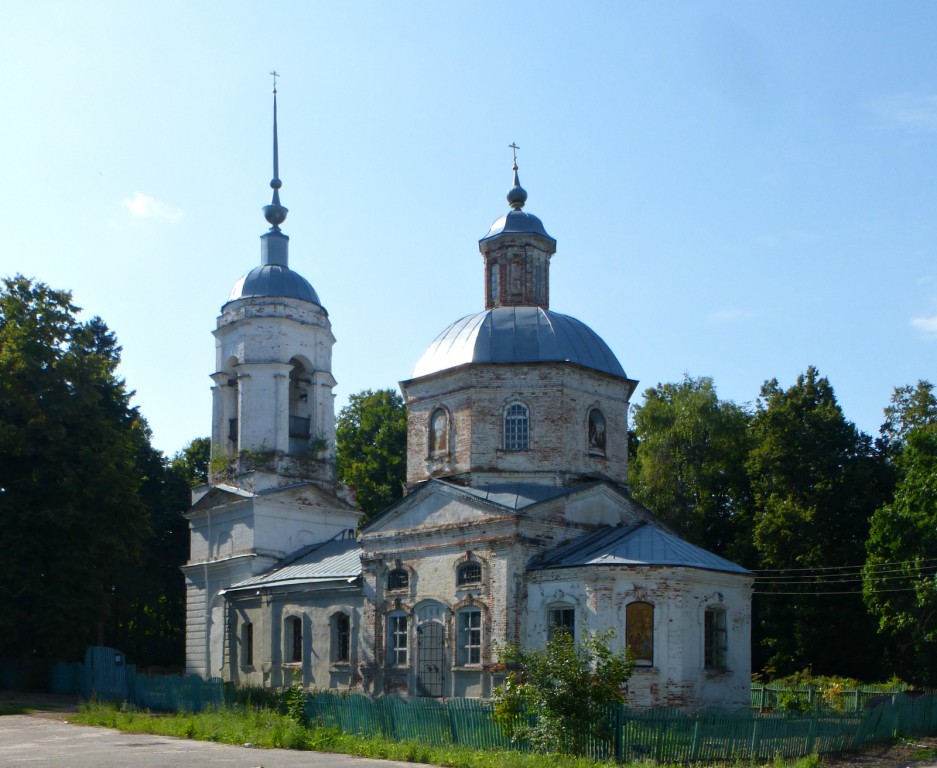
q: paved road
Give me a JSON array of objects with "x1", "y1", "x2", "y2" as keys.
[{"x1": 0, "y1": 715, "x2": 416, "y2": 768}]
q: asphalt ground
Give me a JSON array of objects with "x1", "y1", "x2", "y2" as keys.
[{"x1": 0, "y1": 715, "x2": 416, "y2": 768}]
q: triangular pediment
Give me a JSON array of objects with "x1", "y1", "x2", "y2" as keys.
[
  {"x1": 361, "y1": 480, "x2": 516, "y2": 537},
  {"x1": 522, "y1": 481, "x2": 669, "y2": 531},
  {"x1": 188, "y1": 480, "x2": 359, "y2": 519}
]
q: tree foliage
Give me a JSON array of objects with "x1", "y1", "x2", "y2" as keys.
[
  {"x1": 746, "y1": 367, "x2": 891, "y2": 678},
  {"x1": 0, "y1": 276, "x2": 191, "y2": 666},
  {"x1": 493, "y1": 629, "x2": 634, "y2": 755},
  {"x1": 864, "y1": 423, "x2": 937, "y2": 683},
  {"x1": 880, "y1": 380, "x2": 937, "y2": 457},
  {"x1": 335, "y1": 389, "x2": 407, "y2": 521},
  {"x1": 630, "y1": 375, "x2": 754, "y2": 565}
]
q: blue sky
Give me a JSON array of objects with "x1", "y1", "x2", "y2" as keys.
[{"x1": 2, "y1": 1, "x2": 935, "y2": 455}]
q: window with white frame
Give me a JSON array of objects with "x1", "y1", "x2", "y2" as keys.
[
  {"x1": 504, "y1": 403, "x2": 529, "y2": 451},
  {"x1": 547, "y1": 606, "x2": 575, "y2": 642},
  {"x1": 284, "y1": 616, "x2": 302, "y2": 663},
  {"x1": 457, "y1": 608, "x2": 482, "y2": 665},
  {"x1": 388, "y1": 613, "x2": 408, "y2": 666},
  {"x1": 704, "y1": 607, "x2": 727, "y2": 670}
]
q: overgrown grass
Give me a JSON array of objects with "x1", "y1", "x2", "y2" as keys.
[{"x1": 72, "y1": 701, "x2": 826, "y2": 768}]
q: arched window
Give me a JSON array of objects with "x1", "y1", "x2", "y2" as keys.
[
  {"x1": 288, "y1": 359, "x2": 312, "y2": 440},
  {"x1": 387, "y1": 569, "x2": 409, "y2": 591},
  {"x1": 429, "y1": 408, "x2": 449, "y2": 456},
  {"x1": 457, "y1": 562, "x2": 482, "y2": 588},
  {"x1": 504, "y1": 403, "x2": 529, "y2": 451},
  {"x1": 489, "y1": 264, "x2": 500, "y2": 305},
  {"x1": 387, "y1": 612, "x2": 408, "y2": 666},
  {"x1": 332, "y1": 613, "x2": 351, "y2": 663},
  {"x1": 626, "y1": 602, "x2": 654, "y2": 666},
  {"x1": 588, "y1": 408, "x2": 606, "y2": 455},
  {"x1": 284, "y1": 616, "x2": 303, "y2": 663},
  {"x1": 457, "y1": 608, "x2": 482, "y2": 666},
  {"x1": 547, "y1": 605, "x2": 575, "y2": 642},
  {"x1": 704, "y1": 607, "x2": 727, "y2": 670}
]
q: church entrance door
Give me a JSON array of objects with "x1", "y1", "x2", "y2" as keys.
[{"x1": 415, "y1": 603, "x2": 447, "y2": 697}]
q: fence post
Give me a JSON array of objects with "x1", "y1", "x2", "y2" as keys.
[{"x1": 614, "y1": 703, "x2": 624, "y2": 762}]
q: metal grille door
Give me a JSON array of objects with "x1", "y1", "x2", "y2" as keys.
[{"x1": 416, "y1": 621, "x2": 446, "y2": 697}]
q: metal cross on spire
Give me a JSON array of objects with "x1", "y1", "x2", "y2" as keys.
[
  {"x1": 509, "y1": 142, "x2": 520, "y2": 167},
  {"x1": 270, "y1": 70, "x2": 279, "y2": 94}
]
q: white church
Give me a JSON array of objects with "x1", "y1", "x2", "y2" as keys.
[{"x1": 182, "y1": 92, "x2": 753, "y2": 708}]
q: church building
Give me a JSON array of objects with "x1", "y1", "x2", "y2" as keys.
[{"x1": 183, "y1": 91, "x2": 753, "y2": 708}]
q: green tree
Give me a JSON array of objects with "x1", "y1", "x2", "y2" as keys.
[
  {"x1": 493, "y1": 629, "x2": 634, "y2": 756},
  {"x1": 0, "y1": 276, "x2": 151, "y2": 660},
  {"x1": 880, "y1": 380, "x2": 937, "y2": 455},
  {"x1": 172, "y1": 436, "x2": 211, "y2": 488},
  {"x1": 630, "y1": 375, "x2": 754, "y2": 565},
  {"x1": 864, "y1": 423, "x2": 937, "y2": 683},
  {"x1": 335, "y1": 389, "x2": 407, "y2": 521},
  {"x1": 747, "y1": 367, "x2": 891, "y2": 679}
]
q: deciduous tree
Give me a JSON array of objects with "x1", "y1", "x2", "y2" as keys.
[{"x1": 335, "y1": 389, "x2": 407, "y2": 521}]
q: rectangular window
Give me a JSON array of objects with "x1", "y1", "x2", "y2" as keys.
[
  {"x1": 704, "y1": 608, "x2": 727, "y2": 670},
  {"x1": 457, "y1": 562, "x2": 482, "y2": 587},
  {"x1": 626, "y1": 602, "x2": 654, "y2": 666},
  {"x1": 286, "y1": 616, "x2": 302, "y2": 663},
  {"x1": 458, "y1": 609, "x2": 482, "y2": 665},
  {"x1": 335, "y1": 614, "x2": 350, "y2": 663},
  {"x1": 241, "y1": 621, "x2": 253, "y2": 666},
  {"x1": 504, "y1": 404, "x2": 529, "y2": 451},
  {"x1": 547, "y1": 607, "x2": 575, "y2": 642},
  {"x1": 389, "y1": 615, "x2": 408, "y2": 666}
]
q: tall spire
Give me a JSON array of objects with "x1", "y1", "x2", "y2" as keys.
[
  {"x1": 260, "y1": 73, "x2": 290, "y2": 268},
  {"x1": 263, "y1": 71, "x2": 288, "y2": 231},
  {"x1": 506, "y1": 142, "x2": 528, "y2": 211}
]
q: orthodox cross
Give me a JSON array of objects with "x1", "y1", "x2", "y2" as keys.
[
  {"x1": 509, "y1": 142, "x2": 520, "y2": 165},
  {"x1": 270, "y1": 70, "x2": 280, "y2": 93}
]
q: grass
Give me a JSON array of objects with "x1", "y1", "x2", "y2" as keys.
[{"x1": 72, "y1": 701, "x2": 826, "y2": 768}]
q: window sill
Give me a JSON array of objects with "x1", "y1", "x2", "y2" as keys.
[
  {"x1": 704, "y1": 667, "x2": 731, "y2": 678},
  {"x1": 330, "y1": 662, "x2": 352, "y2": 671},
  {"x1": 633, "y1": 665, "x2": 657, "y2": 673},
  {"x1": 452, "y1": 665, "x2": 483, "y2": 671},
  {"x1": 282, "y1": 662, "x2": 302, "y2": 668},
  {"x1": 239, "y1": 664, "x2": 256, "y2": 671}
]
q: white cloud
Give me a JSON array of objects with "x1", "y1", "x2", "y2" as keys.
[
  {"x1": 872, "y1": 93, "x2": 937, "y2": 131},
  {"x1": 911, "y1": 314, "x2": 937, "y2": 338},
  {"x1": 124, "y1": 192, "x2": 183, "y2": 223}
]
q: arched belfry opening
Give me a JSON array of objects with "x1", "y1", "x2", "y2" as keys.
[{"x1": 288, "y1": 357, "x2": 314, "y2": 455}]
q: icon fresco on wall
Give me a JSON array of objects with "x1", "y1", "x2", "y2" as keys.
[{"x1": 588, "y1": 408, "x2": 606, "y2": 453}]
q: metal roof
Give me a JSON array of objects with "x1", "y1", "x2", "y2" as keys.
[
  {"x1": 226, "y1": 264, "x2": 320, "y2": 305},
  {"x1": 459, "y1": 482, "x2": 576, "y2": 510},
  {"x1": 530, "y1": 523, "x2": 751, "y2": 575},
  {"x1": 411, "y1": 306, "x2": 627, "y2": 379},
  {"x1": 228, "y1": 536, "x2": 361, "y2": 591},
  {"x1": 481, "y1": 209, "x2": 555, "y2": 244}
]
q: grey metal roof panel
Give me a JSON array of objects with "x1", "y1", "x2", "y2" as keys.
[
  {"x1": 226, "y1": 264, "x2": 321, "y2": 305},
  {"x1": 481, "y1": 210, "x2": 555, "y2": 243},
  {"x1": 411, "y1": 307, "x2": 626, "y2": 379},
  {"x1": 531, "y1": 523, "x2": 751, "y2": 575},
  {"x1": 230, "y1": 537, "x2": 361, "y2": 590},
  {"x1": 459, "y1": 482, "x2": 576, "y2": 510}
]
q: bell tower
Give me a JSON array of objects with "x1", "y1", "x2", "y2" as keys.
[{"x1": 210, "y1": 81, "x2": 337, "y2": 489}]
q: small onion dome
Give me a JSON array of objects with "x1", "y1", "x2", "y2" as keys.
[
  {"x1": 226, "y1": 265, "x2": 320, "y2": 305},
  {"x1": 507, "y1": 165, "x2": 528, "y2": 210},
  {"x1": 481, "y1": 165, "x2": 555, "y2": 244},
  {"x1": 411, "y1": 306, "x2": 626, "y2": 379}
]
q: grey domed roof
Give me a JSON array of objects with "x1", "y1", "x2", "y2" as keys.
[
  {"x1": 226, "y1": 264, "x2": 320, "y2": 305},
  {"x1": 481, "y1": 210, "x2": 555, "y2": 244},
  {"x1": 412, "y1": 306, "x2": 626, "y2": 379}
]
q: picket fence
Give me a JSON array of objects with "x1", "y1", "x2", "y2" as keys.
[{"x1": 10, "y1": 650, "x2": 937, "y2": 763}]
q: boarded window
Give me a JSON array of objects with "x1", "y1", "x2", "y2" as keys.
[
  {"x1": 626, "y1": 602, "x2": 654, "y2": 666},
  {"x1": 334, "y1": 613, "x2": 350, "y2": 663}
]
